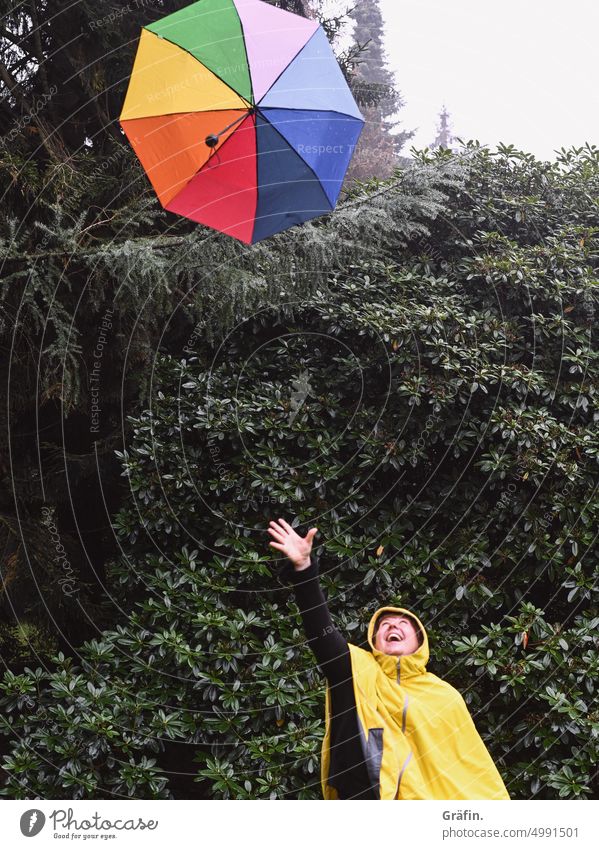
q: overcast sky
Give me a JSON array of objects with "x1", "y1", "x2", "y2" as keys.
[{"x1": 372, "y1": 0, "x2": 599, "y2": 161}]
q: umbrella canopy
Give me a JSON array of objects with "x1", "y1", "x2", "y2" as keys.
[{"x1": 119, "y1": 0, "x2": 364, "y2": 244}]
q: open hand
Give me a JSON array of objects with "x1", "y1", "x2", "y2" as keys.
[{"x1": 267, "y1": 518, "x2": 318, "y2": 571}]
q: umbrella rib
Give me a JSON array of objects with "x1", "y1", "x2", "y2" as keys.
[
  {"x1": 124, "y1": 108, "x2": 251, "y2": 123},
  {"x1": 234, "y1": 3, "x2": 254, "y2": 106},
  {"x1": 259, "y1": 106, "x2": 365, "y2": 121}
]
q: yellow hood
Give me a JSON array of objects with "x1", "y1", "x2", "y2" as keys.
[
  {"x1": 321, "y1": 604, "x2": 510, "y2": 800},
  {"x1": 367, "y1": 605, "x2": 429, "y2": 681}
]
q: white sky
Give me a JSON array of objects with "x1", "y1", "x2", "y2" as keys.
[{"x1": 361, "y1": 0, "x2": 599, "y2": 161}]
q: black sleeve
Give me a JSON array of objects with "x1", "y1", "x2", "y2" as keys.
[{"x1": 279, "y1": 550, "x2": 351, "y2": 687}]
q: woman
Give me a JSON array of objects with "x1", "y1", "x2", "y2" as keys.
[{"x1": 268, "y1": 517, "x2": 510, "y2": 800}]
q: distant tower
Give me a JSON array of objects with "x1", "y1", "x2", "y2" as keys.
[{"x1": 431, "y1": 104, "x2": 457, "y2": 151}]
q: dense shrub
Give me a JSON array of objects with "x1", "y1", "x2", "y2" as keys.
[{"x1": 1, "y1": 144, "x2": 597, "y2": 799}]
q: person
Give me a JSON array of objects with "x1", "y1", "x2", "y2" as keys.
[{"x1": 268, "y1": 517, "x2": 510, "y2": 800}]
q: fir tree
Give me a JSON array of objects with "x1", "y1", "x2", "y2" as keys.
[{"x1": 347, "y1": 0, "x2": 414, "y2": 180}]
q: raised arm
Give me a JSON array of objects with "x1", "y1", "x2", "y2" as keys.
[{"x1": 268, "y1": 518, "x2": 351, "y2": 685}]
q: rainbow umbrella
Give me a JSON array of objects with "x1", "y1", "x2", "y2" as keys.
[{"x1": 119, "y1": 0, "x2": 364, "y2": 244}]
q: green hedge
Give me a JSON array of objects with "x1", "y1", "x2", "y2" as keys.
[{"x1": 1, "y1": 144, "x2": 597, "y2": 799}]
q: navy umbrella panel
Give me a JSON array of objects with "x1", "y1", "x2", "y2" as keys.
[{"x1": 253, "y1": 112, "x2": 335, "y2": 242}]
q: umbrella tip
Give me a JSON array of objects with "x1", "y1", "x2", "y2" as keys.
[{"x1": 205, "y1": 134, "x2": 219, "y2": 148}]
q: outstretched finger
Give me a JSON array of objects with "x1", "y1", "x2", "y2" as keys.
[
  {"x1": 269, "y1": 541, "x2": 285, "y2": 551},
  {"x1": 267, "y1": 526, "x2": 286, "y2": 541},
  {"x1": 277, "y1": 518, "x2": 295, "y2": 534}
]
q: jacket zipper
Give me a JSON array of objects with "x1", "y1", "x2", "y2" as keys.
[
  {"x1": 395, "y1": 693, "x2": 411, "y2": 799},
  {"x1": 396, "y1": 658, "x2": 401, "y2": 684}
]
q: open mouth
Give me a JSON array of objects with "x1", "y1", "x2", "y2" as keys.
[{"x1": 387, "y1": 632, "x2": 403, "y2": 643}]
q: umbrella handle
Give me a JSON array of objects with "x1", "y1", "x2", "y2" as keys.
[{"x1": 204, "y1": 107, "x2": 256, "y2": 148}]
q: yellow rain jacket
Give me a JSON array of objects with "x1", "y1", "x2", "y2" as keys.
[{"x1": 321, "y1": 606, "x2": 510, "y2": 800}]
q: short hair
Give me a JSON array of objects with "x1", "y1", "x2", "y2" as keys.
[{"x1": 374, "y1": 611, "x2": 424, "y2": 646}]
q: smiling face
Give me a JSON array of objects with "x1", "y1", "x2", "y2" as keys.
[{"x1": 374, "y1": 613, "x2": 421, "y2": 656}]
